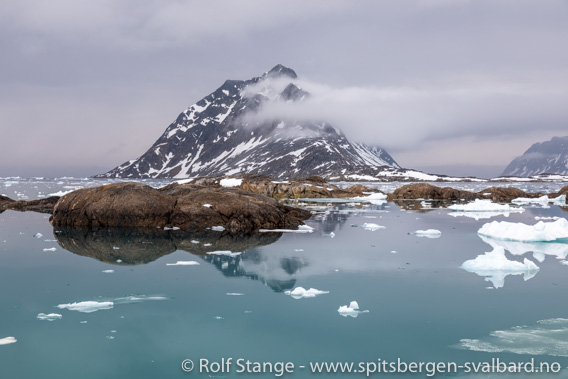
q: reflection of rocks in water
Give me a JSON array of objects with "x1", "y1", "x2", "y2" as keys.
[
  {"x1": 392, "y1": 199, "x2": 448, "y2": 213},
  {"x1": 201, "y1": 248, "x2": 301, "y2": 293},
  {"x1": 309, "y1": 203, "x2": 389, "y2": 234},
  {"x1": 54, "y1": 227, "x2": 281, "y2": 265}
]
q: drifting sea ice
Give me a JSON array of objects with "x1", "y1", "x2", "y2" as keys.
[
  {"x1": 102, "y1": 270, "x2": 114, "y2": 274},
  {"x1": 57, "y1": 301, "x2": 114, "y2": 313},
  {"x1": 461, "y1": 246, "x2": 539, "y2": 289},
  {"x1": 360, "y1": 223, "x2": 385, "y2": 231},
  {"x1": 350, "y1": 192, "x2": 387, "y2": 205},
  {"x1": 259, "y1": 225, "x2": 314, "y2": 233},
  {"x1": 211, "y1": 226, "x2": 225, "y2": 231},
  {"x1": 448, "y1": 199, "x2": 523, "y2": 213},
  {"x1": 0, "y1": 336, "x2": 17, "y2": 345},
  {"x1": 206, "y1": 250, "x2": 242, "y2": 257},
  {"x1": 37, "y1": 313, "x2": 63, "y2": 321},
  {"x1": 512, "y1": 194, "x2": 566, "y2": 206},
  {"x1": 337, "y1": 301, "x2": 369, "y2": 318},
  {"x1": 458, "y1": 318, "x2": 568, "y2": 357},
  {"x1": 478, "y1": 218, "x2": 568, "y2": 242},
  {"x1": 166, "y1": 261, "x2": 200, "y2": 266},
  {"x1": 43, "y1": 247, "x2": 56, "y2": 251},
  {"x1": 411, "y1": 229, "x2": 441, "y2": 238},
  {"x1": 284, "y1": 287, "x2": 329, "y2": 299},
  {"x1": 33, "y1": 233, "x2": 43, "y2": 238}
]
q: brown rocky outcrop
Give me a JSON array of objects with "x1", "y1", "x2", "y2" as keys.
[
  {"x1": 0, "y1": 195, "x2": 60, "y2": 214},
  {"x1": 388, "y1": 183, "x2": 552, "y2": 203},
  {"x1": 51, "y1": 182, "x2": 311, "y2": 233}
]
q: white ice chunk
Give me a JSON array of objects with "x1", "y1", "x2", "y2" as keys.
[
  {"x1": 33, "y1": 233, "x2": 43, "y2": 238},
  {"x1": 57, "y1": 301, "x2": 114, "y2": 313},
  {"x1": 361, "y1": 223, "x2": 385, "y2": 231},
  {"x1": 43, "y1": 247, "x2": 56, "y2": 251},
  {"x1": 166, "y1": 261, "x2": 200, "y2": 266},
  {"x1": 226, "y1": 293, "x2": 244, "y2": 296},
  {"x1": 478, "y1": 218, "x2": 568, "y2": 242},
  {"x1": 219, "y1": 178, "x2": 243, "y2": 187},
  {"x1": 512, "y1": 194, "x2": 566, "y2": 206},
  {"x1": 0, "y1": 336, "x2": 17, "y2": 345},
  {"x1": 163, "y1": 226, "x2": 180, "y2": 230},
  {"x1": 102, "y1": 270, "x2": 114, "y2": 274},
  {"x1": 211, "y1": 226, "x2": 225, "y2": 231},
  {"x1": 259, "y1": 225, "x2": 314, "y2": 233},
  {"x1": 47, "y1": 190, "x2": 73, "y2": 197},
  {"x1": 412, "y1": 229, "x2": 441, "y2": 238},
  {"x1": 37, "y1": 313, "x2": 62, "y2": 321},
  {"x1": 337, "y1": 300, "x2": 368, "y2": 318},
  {"x1": 284, "y1": 287, "x2": 329, "y2": 299},
  {"x1": 480, "y1": 235, "x2": 568, "y2": 262},
  {"x1": 203, "y1": 204, "x2": 212, "y2": 208},
  {"x1": 350, "y1": 192, "x2": 387, "y2": 205},
  {"x1": 448, "y1": 199, "x2": 524, "y2": 214},
  {"x1": 461, "y1": 246, "x2": 539, "y2": 288}
]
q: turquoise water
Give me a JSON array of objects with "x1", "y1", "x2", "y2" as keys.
[{"x1": 1, "y1": 179, "x2": 568, "y2": 378}]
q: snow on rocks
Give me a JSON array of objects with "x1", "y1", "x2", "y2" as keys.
[
  {"x1": 337, "y1": 301, "x2": 369, "y2": 318},
  {"x1": 478, "y1": 218, "x2": 568, "y2": 242},
  {"x1": 219, "y1": 178, "x2": 243, "y2": 187},
  {"x1": 284, "y1": 287, "x2": 329, "y2": 299},
  {"x1": 461, "y1": 246, "x2": 539, "y2": 288}
]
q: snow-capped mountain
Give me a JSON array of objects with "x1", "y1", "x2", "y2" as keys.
[
  {"x1": 502, "y1": 136, "x2": 568, "y2": 177},
  {"x1": 96, "y1": 64, "x2": 399, "y2": 179}
]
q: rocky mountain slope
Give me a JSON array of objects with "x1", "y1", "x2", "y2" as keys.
[
  {"x1": 96, "y1": 64, "x2": 399, "y2": 179},
  {"x1": 502, "y1": 136, "x2": 568, "y2": 177}
]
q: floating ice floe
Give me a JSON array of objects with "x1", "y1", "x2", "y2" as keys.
[
  {"x1": 219, "y1": 178, "x2": 243, "y2": 187},
  {"x1": 33, "y1": 233, "x2": 43, "y2": 238},
  {"x1": 166, "y1": 261, "x2": 200, "y2": 266},
  {"x1": 337, "y1": 301, "x2": 369, "y2": 318},
  {"x1": 43, "y1": 247, "x2": 56, "y2": 251},
  {"x1": 478, "y1": 218, "x2": 568, "y2": 242},
  {"x1": 37, "y1": 313, "x2": 62, "y2": 321},
  {"x1": 163, "y1": 226, "x2": 180, "y2": 231},
  {"x1": 512, "y1": 194, "x2": 566, "y2": 206},
  {"x1": 458, "y1": 318, "x2": 568, "y2": 357},
  {"x1": 57, "y1": 301, "x2": 114, "y2": 313},
  {"x1": 350, "y1": 192, "x2": 387, "y2": 205},
  {"x1": 411, "y1": 229, "x2": 441, "y2": 238},
  {"x1": 448, "y1": 199, "x2": 523, "y2": 213},
  {"x1": 226, "y1": 293, "x2": 244, "y2": 296},
  {"x1": 480, "y1": 236, "x2": 568, "y2": 262},
  {"x1": 211, "y1": 226, "x2": 225, "y2": 232},
  {"x1": 0, "y1": 336, "x2": 17, "y2": 345},
  {"x1": 461, "y1": 246, "x2": 539, "y2": 289},
  {"x1": 535, "y1": 216, "x2": 560, "y2": 221},
  {"x1": 206, "y1": 250, "x2": 242, "y2": 257},
  {"x1": 102, "y1": 270, "x2": 114, "y2": 274},
  {"x1": 361, "y1": 223, "x2": 385, "y2": 231},
  {"x1": 447, "y1": 199, "x2": 524, "y2": 220},
  {"x1": 284, "y1": 287, "x2": 329, "y2": 299},
  {"x1": 259, "y1": 225, "x2": 314, "y2": 233},
  {"x1": 191, "y1": 240, "x2": 199, "y2": 244}
]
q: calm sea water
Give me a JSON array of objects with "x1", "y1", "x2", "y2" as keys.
[{"x1": 1, "y1": 178, "x2": 568, "y2": 378}]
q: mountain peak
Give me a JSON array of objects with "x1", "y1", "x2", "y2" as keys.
[
  {"x1": 265, "y1": 64, "x2": 297, "y2": 79},
  {"x1": 502, "y1": 136, "x2": 568, "y2": 177}
]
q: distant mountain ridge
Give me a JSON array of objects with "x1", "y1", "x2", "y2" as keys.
[
  {"x1": 96, "y1": 64, "x2": 399, "y2": 179},
  {"x1": 502, "y1": 136, "x2": 568, "y2": 177}
]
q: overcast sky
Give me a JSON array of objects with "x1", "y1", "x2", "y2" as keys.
[{"x1": 1, "y1": 0, "x2": 567, "y2": 178}]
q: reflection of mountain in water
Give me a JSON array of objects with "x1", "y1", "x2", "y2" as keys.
[
  {"x1": 54, "y1": 227, "x2": 281, "y2": 265},
  {"x1": 202, "y1": 248, "x2": 304, "y2": 292}
]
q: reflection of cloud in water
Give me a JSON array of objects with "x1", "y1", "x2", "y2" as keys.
[
  {"x1": 458, "y1": 318, "x2": 568, "y2": 357},
  {"x1": 461, "y1": 246, "x2": 539, "y2": 289},
  {"x1": 481, "y1": 236, "x2": 568, "y2": 262}
]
